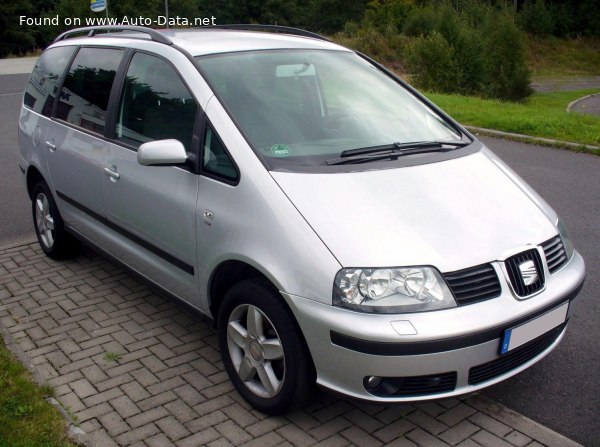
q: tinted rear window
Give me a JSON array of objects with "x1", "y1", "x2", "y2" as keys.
[
  {"x1": 23, "y1": 46, "x2": 76, "y2": 116},
  {"x1": 57, "y1": 47, "x2": 124, "y2": 135}
]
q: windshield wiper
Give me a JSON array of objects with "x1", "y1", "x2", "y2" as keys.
[{"x1": 324, "y1": 140, "x2": 470, "y2": 165}]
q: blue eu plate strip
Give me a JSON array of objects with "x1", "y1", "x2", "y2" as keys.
[{"x1": 501, "y1": 330, "x2": 512, "y2": 354}]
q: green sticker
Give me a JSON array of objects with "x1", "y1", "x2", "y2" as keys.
[{"x1": 271, "y1": 144, "x2": 291, "y2": 157}]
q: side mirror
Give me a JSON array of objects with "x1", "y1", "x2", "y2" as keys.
[{"x1": 137, "y1": 139, "x2": 188, "y2": 166}]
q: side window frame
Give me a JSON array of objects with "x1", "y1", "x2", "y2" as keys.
[
  {"x1": 53, "y1": 45, "x2": 128, "y2": 139},
  {"x1": 107, "y1": 49, "x2": 202, "y2": 175},
  {"x1": 199, "y1": 118, "x2": 240, "y2": 186}
]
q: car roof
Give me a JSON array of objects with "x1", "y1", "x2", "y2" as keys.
[
  {"x1": 51, "y1": 27, "x2": 350, "y2": 57},
  {"x1": 165, "y1": 29, "x2": 348, "y2": 56}
]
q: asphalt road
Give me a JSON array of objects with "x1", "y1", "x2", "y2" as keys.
[{"x1": 1, "y1": 74, "x2": 599, "y2": 445}]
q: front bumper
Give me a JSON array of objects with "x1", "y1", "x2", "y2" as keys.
[{"x1": 283, "y1": 251, "x2": 585, "y2": 402}]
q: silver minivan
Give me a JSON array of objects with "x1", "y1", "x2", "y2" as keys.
[{"x1": 19, "y1": 25, "x2": 585, "y2": 414}]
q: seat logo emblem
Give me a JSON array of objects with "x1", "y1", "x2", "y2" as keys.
[{"x1": 519, "y1": 260, "x2": 538, "y2": 286}]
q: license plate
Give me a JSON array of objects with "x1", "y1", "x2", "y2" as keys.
[{"x1": 501, "y1": 302, "x2": 569, "y2": 355}]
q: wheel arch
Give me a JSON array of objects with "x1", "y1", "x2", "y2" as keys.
[
  {"x1": 208, "y1": 260, "x2": 277, "y2": 322},
  {"x1": 26, "y1": 165, "x2": 47, "y2": 199}
]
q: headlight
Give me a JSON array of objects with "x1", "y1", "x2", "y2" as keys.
[
  {"x1": 556, "y1": 217, "x2": 574, "y2": 260},
  {"x1": 333, "y1": 266, "x2": 456, "y2": 313}
]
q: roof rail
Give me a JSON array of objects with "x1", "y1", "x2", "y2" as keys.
[
  {"x1": 208, "y1": 24, "x2": 330, "y2": 42},
  {"x1": 53, "y1": 26, "x2": 173, "y2": 45}
]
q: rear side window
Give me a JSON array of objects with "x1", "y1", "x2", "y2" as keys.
[
  {"x1": 23, "y1": 46, "x2": 75, "y2": 116},
  {"x1": 116, "y1": 52, "x2": 198, "y2": 152},
  {"x1": 56, "y1": 47, "x2": 124, "y2": 135}
]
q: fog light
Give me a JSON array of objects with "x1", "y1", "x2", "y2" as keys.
[{"x1": 365, "y1": 375, "x2": 382, "y2": 389}]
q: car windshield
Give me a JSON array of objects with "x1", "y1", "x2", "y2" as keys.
[{"x1": 196, "y1": 49, "x2": 463, "y2": 168}]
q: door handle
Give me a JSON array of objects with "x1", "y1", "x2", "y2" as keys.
[
  {"x1": 45, "y1": 140, "x2": 56, "y2": 152},
  {"x1": 104, "y1": 167, "x2": 120, "y2": 180}
]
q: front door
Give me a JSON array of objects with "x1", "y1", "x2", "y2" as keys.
[{"x1": 103, "y1": 51, "x2": 200, "y2": 304}]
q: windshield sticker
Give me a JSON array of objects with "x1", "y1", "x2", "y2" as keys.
[{"x1": 271, "y1": 144, "x2": 291, "y2": 157}]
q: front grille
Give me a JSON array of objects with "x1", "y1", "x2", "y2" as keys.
[
  {"x1": 541, "y1": 236, "x2": 568, "y2": 274},
  {"x1": 444, "y1": 263, "x2": 502, "y2": 305},
  {"x1": 468, "y1": 323, "x2": 564, "y2": 385},
  {"x1": 365, "y1": 372, "x2": 457, "y2": 397},
  {"x1": 505, "y1": 249, "x2": 545, "y2": 297}
]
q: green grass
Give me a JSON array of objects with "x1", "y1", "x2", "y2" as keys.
[
  {"x1": 103, "y1": 351, "x2": 122, "y2": 363},
  {"x1": 425, "y1": 89, "x2": 600, "y2": 147},
  {"x1": 525, "y1": 35, "x2": 600, "y2": 77},
  {"x1": 0, "y1": 339, "x2": 76, "y2": 447}
]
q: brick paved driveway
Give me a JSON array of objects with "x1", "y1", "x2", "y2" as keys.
[{"x1": 0, "y1": 240, "x2": 581, "y2": 447}]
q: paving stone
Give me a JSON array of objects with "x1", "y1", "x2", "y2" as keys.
[
  {"x1": 372, "y1": 418, "x2": 416, "y2": 443},
  {"x1": 469, "y1": 413, "x2": 512, "y2": 438},
  {"x1": 70, "y1": 378, "x2": 97, "y2": 399},
  {"x1": 95, "y1": 373, "x2": 135, "y2": 392},
  {"x1": 407, "y1": 410, "x2": 449, "y2": 436},
  {"x1": 127, "y1": 406, "x2": 170, "y2": 429},
  {"x1": 455, "y1": 440, "x2": 484, "y2": 447},
  {"x1": 222, "y1": 402, "x2": 260, "y2": 428},
  {"x1": 438, "y1": 403, "x2": 478, "y2": 427},
  {"x1": 177, "y1": 427, "x2": 221, "y2": 447},
  {"x1": 138, "y1": 390, "x2": 178, "y2": 412},
  {"x1": 58, "y1": 391, "x2": 86, "y2": 413},
  {"x1": 504, "y1": 430, "x2": 532, "y2": 447},
  {"x1": 384, "y1": 437, "x2": 418, "y2": 447},
  {"x1": 156, "y1": 416, "x2": 191, "y2": 441},
  {"x1": 340, "y1": 426, "x2": 383, "y2": 447},
  {"x1": 406, "y1": 428, "x2": 451, "y2": 447},
  {"x1": 116, "y1": 422, "x2": 159, "y2": 445},
  {"x1": 439, "y1": 420, "x2": 480, "y2": 445},
  {"x1": 111, "y1": 394, "x2": 141, "y2": 419},
  {"x1": 472, "y1": 429, "x2": 515, "y2": 447},
  {"x1": 276, "y1": 423, "x2": 319, "y2": 447},
  {"x1": 75, "y1": 402, "x2": 113, "y2": 423},
  {"x1": 83, "y1": 386, "x2": 123, "y2": 408},
  {"x1": 98, "y1": 410, "x2": 131, "y2": 437},
  {"x1": 122, "y1": 380, "x2": 151, "y2": 402},
  {"x1": 246, "y1": 415, "x2": 287, "y2": 437},
  {"x1": 239, "y1": 432, "x2": 286, "y2": 447},
  {"x1": 344, "y1": 408, "x2": 385, "y2": 433},
  {"x1": 147, "y1": 433, "x2": 176, "y2": 447},
  {"x1": 88, "y1": 428, "x2": 120, "y2": 447},
  {"x1": 81, "y1": 364, "x2": 110, "y2": 384},
  {"x1": 173, "y1": 383, "x2": 205, "y2": 407},
  {"x1": 130, "y1": 367, "x2": 160, "y2": 387},
  {"x1": 308, "y1": 416, "x2": 353, "y2": 441}
]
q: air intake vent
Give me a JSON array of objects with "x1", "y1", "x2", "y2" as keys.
[
  {"x1": 444, "y1": 263, "x2": 502, "y2": 305},
  {"x1": 469, "y1": 323, "x2": 564, "y2": 385},
  {"x1": 541, "y1": 236, "x2": 568, "y2": 274},
  {"x1": 505, "y1": 249, "x2": 545, "y2": 297}
]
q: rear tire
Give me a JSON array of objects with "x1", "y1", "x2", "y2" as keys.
[
  {"x1": 218, "y1": 278, "x2": 315, "y2": 414},
  {"x1": 31, "y1": 181, "x2": 78, "y2": 259}
]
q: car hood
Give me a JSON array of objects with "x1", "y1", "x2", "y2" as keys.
[{"x1": 270, "y1": 145, "x2": 558, "y2": 272}]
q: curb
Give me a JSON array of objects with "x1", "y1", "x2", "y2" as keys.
[
  {"x1": 466, "y1": 125, "x2": 600, "y2": 154},
  {"x1": 466, "y1": 395, "x2": 583, "y2": 447},
  {"x1": 566, "y1": 92, "x2": 600, "y2": 113}
]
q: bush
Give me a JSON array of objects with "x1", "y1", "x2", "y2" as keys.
[
  {"x1": 405, "y1": 31, "x2": 460, "y2": 93},
  {"x1": 402, "y1": 6, "x2": 438, "y2": 37},
  {"x1": 335, "y1": 27, "x2": 408, "y2": 64},
  {"x1": 484, "y1": 15, "x2": 533, "y2": 100},
  {"x1": 518, "y1": 0, "x2": 554, "y2": 35},
  {"x1": 402, "y1": 3, "x2": 531, "y2": 100},
  {"x1": 363, "y1": 0, "x2": 416, "y2": 34}
]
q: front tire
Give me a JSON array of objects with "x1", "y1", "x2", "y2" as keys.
[
  {"x1": 31, "y1": 181, "x2": 78, "y2": 259},
  {"x1": 218, "y1": 278, "x2": 315, "y2": 414}
]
